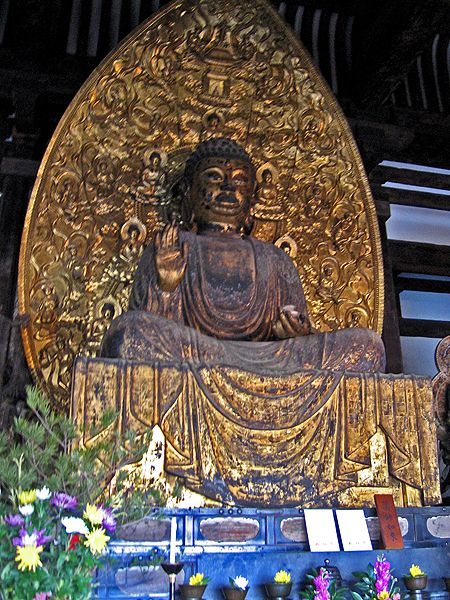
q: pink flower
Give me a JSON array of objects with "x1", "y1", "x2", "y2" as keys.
[
  {"x1": 33, "y1": 593, "x2": 52, "y2": 600},
  {"x1": 392, "y1": 594, "x2": 401, "y2": 600},
  {"x1": 374, "y1": 556, "x2": 392, "y2": 594},
  {"x1": 313, "y1": 568, "x2": 330, "y2": 600}
]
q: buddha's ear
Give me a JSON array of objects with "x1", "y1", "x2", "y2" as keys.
[
  {"x1": 243, "y1": 210, "x2": 254, "y2": 236},
  {"x1": 251, "y1": 178, "x2": 258, "y2": 205},
  {"x1": 177, "y1": 178, "x2": 192, "y2": 229},
  {"x1": 189, "y1": 213, "x2": 198, "y2": 234}
]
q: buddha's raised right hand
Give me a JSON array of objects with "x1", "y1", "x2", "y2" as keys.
[{"x1": 155, "y1": 222, "x2": 188, "y2": 292}]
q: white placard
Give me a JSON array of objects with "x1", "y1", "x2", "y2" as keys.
[
  {"x1": 304, "y1": 509, "x2": 340, "y2": 552},
  {"x1": 335, "y1": 509, "x2": 372, "y2": 551}
]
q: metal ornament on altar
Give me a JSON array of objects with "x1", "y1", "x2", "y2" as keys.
[{"x1": 19, "y1": 0, "x2": 383, "y2": 410}]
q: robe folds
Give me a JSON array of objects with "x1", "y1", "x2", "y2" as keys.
[
  {"x1": 73, "y1": 357, "x2": 441, "y2": 507},
  {"x1": 100, "y1": 231, "x2": 386, "y2": 372},
  {"x1": 88, "y1": 231, "x2": 440, "y2": 507}
]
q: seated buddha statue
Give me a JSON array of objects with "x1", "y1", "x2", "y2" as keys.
[{"x1": 100, "y1": 137, "x2": 385, "y2": 374}]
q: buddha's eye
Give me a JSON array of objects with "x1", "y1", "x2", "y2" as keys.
[
  {"x1": 204, "y1": 170, "x2": 223, "y2": 183},
  {"x1": 232, "y1": 172, "x2": 248, "y2": 185}
]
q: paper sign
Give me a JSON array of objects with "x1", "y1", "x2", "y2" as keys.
[
  {"x1": 304, "y1": 509, "x2": 340, "y2": 552},
  {"x1": 335, "y1": 509, "x2": 372, "y2": 551}
]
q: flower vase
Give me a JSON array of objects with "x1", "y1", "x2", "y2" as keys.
[
  {"x1": 264, "y1": 582, "x2": 292, "y2": 600},
  {"x1": 179, "y1": 584, "x2": 207, "y2": 600},
  {"x1": 403, "y1": 576, "x2": 428, "y2": 592},
  {"x1": 222, "y1": 588, "x2": 249, "y2": 600}
]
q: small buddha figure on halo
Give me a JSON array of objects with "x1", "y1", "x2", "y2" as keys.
[
  {"x1": 252, "y1": 167, "x2": 283, "y2": 219},
  {"x1": 100, "y1": 138, "x2": 385, "y2": 374},
  {"x1": 135, "y1": 151, "x2": 168, "y2": 205}
]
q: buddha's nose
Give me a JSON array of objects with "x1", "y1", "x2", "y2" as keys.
[{"x1": 220, "y1": 174, "x2": 236, "y2": 192}]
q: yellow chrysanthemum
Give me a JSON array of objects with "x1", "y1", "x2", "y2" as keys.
[
  {"x1": 410, "y1": 565, "x2": 425, "y2": 577},
  {"x1": 274, "y1": 570, "x2": 291, "y2": 584},
  {"x1": 18, "y1": 489, "x2": 37, "y2": 505},
  {"x1": 84, "y1": 527, "x2": 110, "y2": 555},
  {"x1": 83, "y1": 503, "x2": 104, "y2": 526},
  {"x1": 189, "y1": 573, "x2": 206, "y2": 586},
  {"x1": 378, "y1": 591, "x2": 390, "y2": 600},
  {"x1": 15, "y1": 544, "x2": 43, "y2": 572}
]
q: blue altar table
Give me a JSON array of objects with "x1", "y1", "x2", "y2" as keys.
[{"x1": 95, "y1": 507, "x2": 450, "y2": 599}]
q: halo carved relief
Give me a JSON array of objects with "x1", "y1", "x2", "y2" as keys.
[{"x1": 19, "y1": 0, "x2": 384, "y2": 410}]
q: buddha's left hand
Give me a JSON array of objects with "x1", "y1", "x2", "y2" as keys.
[{"x1": 272, "y1": 306, "x2": 311, "y2": 339}]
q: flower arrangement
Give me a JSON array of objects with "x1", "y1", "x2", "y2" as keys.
[
  {"x1": 274, "y1": 570, "x2": 292, "y2": 584},
  {"x1": 352, "y1": 555, "x2": 402, "y2": 600},
  {"x1": 0, "y1": 486, "x2": 116, "y2": 599},
  {"x1": 229, "y1": 576, "x2": 249, "y2": 591},
  {"x1": 403, "y1": 564, "x2": 427, "y2": 592},
  {"x1": 300, "y1": 568, "x2": 347, "y2": 600},
  {"x1": 189, "y1": 573, "x2": 211, "y2": 586},
  {"x1": 406, "y1": 565, "x2": 426, "y2": 578},
  {"x1": 265, "y1": 570, "x2": 292, "y2": 600}
]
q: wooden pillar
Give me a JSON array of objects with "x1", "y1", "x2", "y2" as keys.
[
  {"x1": 0, "y1": 157, "x2": 37, "y2": 416},
  {"x1": 375, "y1": 196, "x2": 404, "y2": 373}
]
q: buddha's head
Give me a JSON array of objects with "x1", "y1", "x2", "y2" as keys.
[
  {"x1": 128, "y1": 225, "x2": 139, "y2": 241},
  {"x1": 101, "y1": 303, "x2": 115, "y2": 320},
  {"x1": 262, "y1": 169, "x2": 273, "y2": 185},
  {"x1": 149, "y1": 152, "x2": 161, "y2": 169},
  {"x1": 183, "y1": 138, "x2": 256, "y2": 233}
]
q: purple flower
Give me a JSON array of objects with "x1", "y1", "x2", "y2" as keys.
[
  {"x1": 51, "y1": 492, "x2": 77, "y2": 510},
  {"x1": 374, "y1": 556, "x2": 392, "y2": 595},
  {"x1": 101, "y1": 507, "x2": 117, "y2": 533},
  {"x1": 12, "y1": 528, "x2": 51, "y2": 547},
  {"x1": 4, "y1": 514, "x2": 25, "y2": 527},
  {"x1": 313, "y1": 568, "x2": 330, "y2": 600}
]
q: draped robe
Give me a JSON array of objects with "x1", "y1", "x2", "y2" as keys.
[
  {"x1": 100, "y1": 231, "x2": 386, "y2": 373},
  {"x1": 90, "y1": 232, "x2": 442, "y2": 507}
]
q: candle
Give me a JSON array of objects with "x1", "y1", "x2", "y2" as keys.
[{"x1": 169, "y1": 516, "x2": 177, "y2": 564}]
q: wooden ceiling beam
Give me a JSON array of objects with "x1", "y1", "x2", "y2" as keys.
[
  {"x1": 395, "y1": 276, "x2": 450, "y2": 295},
  {"x1": 350, "y1": 113, "x2": 450, "y2": 173},
  {"x1": 370, "y1": 185, "x2": 450, "y2": 212},
  {"x1": 389, "y1": 240, "x2": 450, "y2": 277},
  {"x1": 349, "y1": 0, "x2": 450, "y2": 109},
  {"x1": 400, "y1": 318, "x2": 450, "y2": 339},
  {"x1": 370, "y1": 166, "x2": 450, "y2": 192}
]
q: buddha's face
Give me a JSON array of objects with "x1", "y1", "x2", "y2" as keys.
[
  {"x1": 129, "y1": 227, "x2": 139, "y2": 241},
  {"x1": 150, "y1": 153, "x2": 161, "y2": 169},
  {"x1": 189, "y1": 156, "x2": 254, "y2": 231},
  {"x1": 262, "y1": 170, "x2": 273, "y2": 184}
]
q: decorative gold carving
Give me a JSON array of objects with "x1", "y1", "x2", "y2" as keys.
[
  {"x1": 433, "y1": 335, "x2": 450, "y2": 489},
  {"x1": 433, "y1": 335, "x2": 450, "y2": 426},
  {"x1": 72, "y1": 357, "x2": 441, "y2": 508},
  {"x1": 19, "y1": 0, "x2": 383, "y2": 410}
]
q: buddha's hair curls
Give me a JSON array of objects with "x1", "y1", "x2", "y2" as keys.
[{"x1": 184, "y1": 137, "x2": 255, "y2": 183}]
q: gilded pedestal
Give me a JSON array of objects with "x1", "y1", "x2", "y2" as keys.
[{"x1": 72, "y1": 356, "x2": 441, "y2": 507}]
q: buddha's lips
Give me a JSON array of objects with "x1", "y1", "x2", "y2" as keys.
[
  {"x1": 216, "y1": 192, "x2": 238, "y2": 205},
  {"x1": 213, "y1": 192, "x2": 243, "y2": 214}
]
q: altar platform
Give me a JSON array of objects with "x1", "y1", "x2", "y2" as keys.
[{"x1": 95, "y1": 507, "x2": 450, "y2": 599}]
